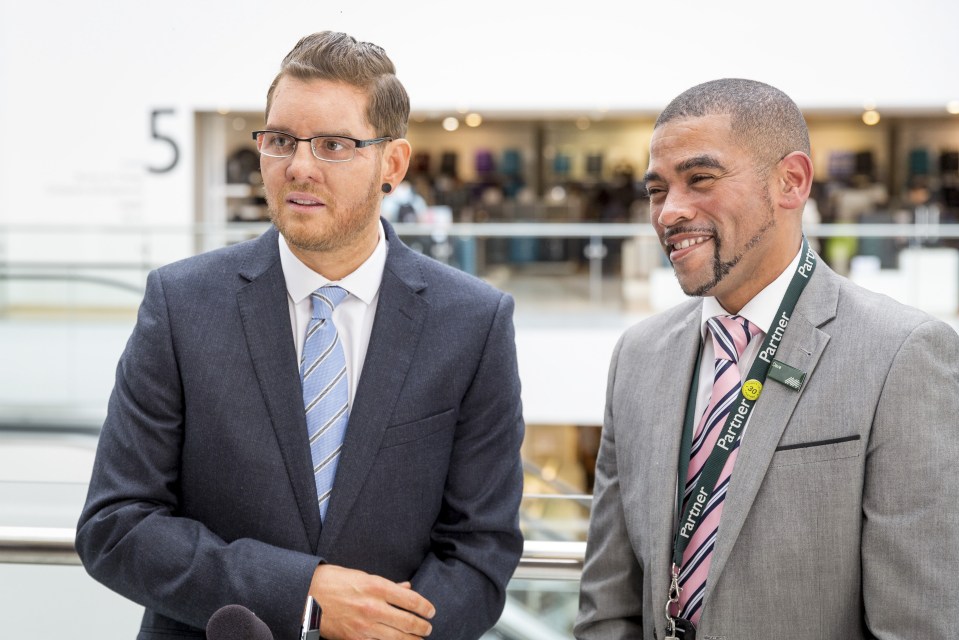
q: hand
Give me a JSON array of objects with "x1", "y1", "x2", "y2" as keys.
[{"x1": 309, "y1": 564, "x2": 435, "y2": 640}]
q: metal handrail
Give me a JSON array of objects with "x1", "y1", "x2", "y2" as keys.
[
  {"x1": 5, "y1": 222, "x2": 956, "y2": 308},
  {"x1": 516, "y1": 540, "x2": 586, "y2": 580},
  {"x1": 0, "y1": 526, "x2": 586, "y2": 580},
  {"x1": 1, "y1": 221, "x2": 958, "y2": 240},
  {"x1": 0, "y1": 526, "x2": 79, "y2": 566}
]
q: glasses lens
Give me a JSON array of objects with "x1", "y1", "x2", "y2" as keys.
[
  {"x1": 312, "y1": 137, "x2": 356, "y2": 162},
  {"x1": 257, "y1": 132, "x2": 296, "y2": 157}
]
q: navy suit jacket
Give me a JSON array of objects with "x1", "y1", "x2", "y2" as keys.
[{"x1": 76, "y1": 221, "x2": 525, "y2": 640}]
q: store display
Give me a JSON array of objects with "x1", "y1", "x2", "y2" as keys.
[
  {"x1": 501, "y1": 149, "x2": 522, "y2": 177},
  {"x1": 198, "y1": 111, "x2": 959, "y2": 274},
  {"x1": 908, "y1": 148, "x2": 930, "y2": 178},
  {"x1": 440, "y1": 151, "x2": 458, "y2": 178},
  {"x1": 941, "y1": 151, "x2": 959, "y2": 173},
  {"x1": 226, "y1": 148, "x2": 260, "y2": 184},
  {"x1": 475, "y1": 149, "x2": 495, "y2": 175},
  {"x1": 585, "y1": 153, "x2": 603, "y2": 178}
]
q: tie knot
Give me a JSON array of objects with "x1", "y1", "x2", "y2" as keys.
[
  {"x1": 706, "y1": 315, "x2": 760, "y2": 363},
  {"x1": 310, "y1": 286, "x2": 349, "y2": 320}
]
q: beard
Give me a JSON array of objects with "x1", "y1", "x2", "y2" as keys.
[
  {"x1": 671, "y1": 190, "x2": 777, "y2": 298},
  {"x1": 267, "y1": 174, "x2": 381, "y2": 255}
]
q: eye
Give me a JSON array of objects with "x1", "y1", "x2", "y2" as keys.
[
  {"x1": 320, "y1": 138, "x2": 347, "y2": 152},
  {"x1": 646, "y1": 185, "x2": 666, "y2": 200},
  {"x1": 689, "y1": 174, "x2": 716, "y2": 185},
  {"x1": 265, "y1": 133, "x2": 294, "y2": 151}
]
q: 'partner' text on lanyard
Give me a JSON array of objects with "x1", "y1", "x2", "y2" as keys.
[{"x1": 671, "y1": 237, "x2": 816, "y2": 570}]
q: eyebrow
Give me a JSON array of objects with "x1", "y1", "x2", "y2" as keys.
[
  {"x1": 644, "y1": 154, "x2": 726, "y2": 183},
  {"x1": 262, "y1": 125, "x2": 356, "y2": 138}
]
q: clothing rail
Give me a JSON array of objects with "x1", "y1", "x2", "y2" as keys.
[{"x1": 0, "y1": 526, "x2": 586, "y2": 580}]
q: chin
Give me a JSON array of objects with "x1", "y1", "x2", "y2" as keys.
[
  {"x1": 674, "y1": 271, "x2": 718, "y2": 299},
  {"x1": 271, "y1": 213, "x2": 325, "y2": 250},
  {"x1": 286, "y1": 227, "x2": 341, "y2": 254}
]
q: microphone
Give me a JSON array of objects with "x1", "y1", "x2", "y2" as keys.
[{"x1": 206, "y1": 604, "x2": 274, "y2": 640}]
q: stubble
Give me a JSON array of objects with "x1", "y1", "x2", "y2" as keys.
[{"x1": 268, "y1": 174, "x2": 381, "y2": 255}]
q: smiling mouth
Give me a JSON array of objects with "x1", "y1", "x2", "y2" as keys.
[{"x1": 668, "y1": 236, "x2": 711, "y2": 251}]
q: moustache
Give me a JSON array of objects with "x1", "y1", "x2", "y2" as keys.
[{"x1": 661, "y1": 226, "x2": 716, "y2": 243}]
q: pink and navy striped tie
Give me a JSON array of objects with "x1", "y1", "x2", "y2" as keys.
[
  {"x1": 678, "y1": 314, "x2": 761, "y2": 624},
  {"x1": 300, "y1": 286, "x2": 350, "y2": 522}
]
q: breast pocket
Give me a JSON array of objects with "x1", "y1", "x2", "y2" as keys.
[
  {"x1": 769, "y1": 434, "x2": 862, "y2": 467},
  {"x1": 380, "y1": 408, "x2": 456, "y2": 449}
]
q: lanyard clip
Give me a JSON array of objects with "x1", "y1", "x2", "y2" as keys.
[{"x1": 665, "y1": 563, "x2": 682, "y2": 635}]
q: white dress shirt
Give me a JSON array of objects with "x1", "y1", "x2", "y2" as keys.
[
  {"x1": 693, "y1": 248, "x2": 803, "y2": 424},
  {"x1": 278, "y1": 222, "x2": 387, "y2": 406}
]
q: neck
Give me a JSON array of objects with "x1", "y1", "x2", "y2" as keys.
[
  {"x1": 288, "y1": 223, "x2": 380, "y2": 281},
  {"x1": 716, "y1": 235, "x2": 803, "y2": 314}
]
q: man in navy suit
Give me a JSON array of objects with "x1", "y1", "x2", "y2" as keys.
[{"x1": 77, "y1": 31, "x2": 524, "y2": 640}]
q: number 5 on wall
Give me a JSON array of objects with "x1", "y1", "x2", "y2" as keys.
[{"x1": 148, "y1": 108, "x2": 180, "y2": 174}]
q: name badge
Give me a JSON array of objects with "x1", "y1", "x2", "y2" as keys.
[{"x1": 768, "y1": 359, "x2": 806, "y2": 391}]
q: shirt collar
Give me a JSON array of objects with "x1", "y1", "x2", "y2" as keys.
[
  {"x1": 701, "y1": 248, "x2": 803, "y2": 337},
  {"x1": 278, "y1": 220, "x2": 387, "y2": 306}
]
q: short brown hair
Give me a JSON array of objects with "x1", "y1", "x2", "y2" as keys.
[
  {"x1": 656, "y1": 78, "x2": 810, "y2": 168},
  {"x1": 265, "y1": 31, "x2": 409, "y2": 139}
]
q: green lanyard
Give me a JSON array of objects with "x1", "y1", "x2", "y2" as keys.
[{"x1": 671, "y1": 237, "x2": 816, "y2": 568}]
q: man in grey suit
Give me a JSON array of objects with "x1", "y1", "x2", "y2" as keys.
[
  {"x1": 575, "y1": 79, "x2": 959, "y2": 639},
  {"x1": 76, "y1": 31, "x2": 524, "y2": 640}
]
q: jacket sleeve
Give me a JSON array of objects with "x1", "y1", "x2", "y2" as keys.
[
  {"x1": 861, "y1": 318, "x2": 959, "y2": 638},
  {"x1": 75, "y1": 269, "x2": 318, "y2": 638},
  {"x1": 408, "y1": 292, "x2": 525, "y2": 640}
]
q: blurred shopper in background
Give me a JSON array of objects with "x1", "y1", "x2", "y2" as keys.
[
  {"x1": 77, "y1": 30, "x2": 524, "y2": 640},
  {"x1": 576, "y1": 78, "x2": 959, "y2": 639}
]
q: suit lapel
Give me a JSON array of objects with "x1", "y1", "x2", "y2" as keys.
[
  {"x1": 235, "y1": 228, "x2": 323, "y2": 550},
  {"x1": 648, "y1": 301, "x2": 705, "y2": 633},
  {"x1": 705, "y1": 260, "x2": 840, "y2": 601},
  {"x1": 318, "y1": 223, "x2": 429, "y2": 553}
]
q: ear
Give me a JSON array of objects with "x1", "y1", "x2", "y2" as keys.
[
  {"x1": 775, "y1": 151, "x2": 814, "y2": 211},
  {"x1": 380, "y1": 138, "x2": 412, "y2": 189}
]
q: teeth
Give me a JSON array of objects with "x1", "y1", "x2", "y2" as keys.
[
  {"x1": 291, "y1": 199, "x2": 318, "y2": 205},
  {"x1": 673, "y1": 237, "x2": 707, "y2": 250}
]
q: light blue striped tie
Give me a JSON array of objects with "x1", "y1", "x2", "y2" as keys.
[{"x1": 300, "y1": 285, "x2": 350, "y2": 521}]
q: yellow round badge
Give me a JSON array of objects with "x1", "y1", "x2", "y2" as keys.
[{"x1": 742, "y1": 379, "x2": 763, "y2": 401}]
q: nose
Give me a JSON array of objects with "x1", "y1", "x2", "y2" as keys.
[
  {"x1": 285, "y1": 141, "x2": 321, "y2": 182},
  {"x1": 655, "y1": 189, "x2": 694, "y2": 229}
]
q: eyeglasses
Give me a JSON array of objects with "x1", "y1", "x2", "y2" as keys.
[{"x1": 252, "y1": 130, "x2": 393, "y2": 163}]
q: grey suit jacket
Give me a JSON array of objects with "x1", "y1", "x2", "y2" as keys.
[
  {"x1": 576, "y1": 259, "x2": 959, "y2": 639},
  {"x1": 76, "y1": 221, "x2": 525, "y2": 640}
]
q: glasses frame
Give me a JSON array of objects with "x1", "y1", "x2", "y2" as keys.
[{"x1": 251, "y1": 130, "x2": 393, "y2": 163}]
